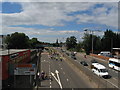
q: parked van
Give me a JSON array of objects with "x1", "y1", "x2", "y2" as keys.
[
  {"x1": 91, "y1": 63, "x2": 108, "y2": 78},
  {"x1": 98, "y1": 51, "x2": 111, "y2": 57}
]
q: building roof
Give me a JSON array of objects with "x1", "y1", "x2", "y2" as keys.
[{"x1": 0, "y1": 49, "x2": 29, "y2": 56}]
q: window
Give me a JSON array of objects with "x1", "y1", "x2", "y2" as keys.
[{"x1": 100, "y1": 69, "x2": 108, "y2": 72}]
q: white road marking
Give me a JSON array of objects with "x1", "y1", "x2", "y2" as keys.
[
  {"x1": 104, "y1": 79, "x2": 118, "y2": 88},
  {"x1": 55, "y1": 70, "x2": 63, "y2": 89},
  {"x1": 61, "y1": 68, "x2": 63, "y2": 70},
  {"x1": 67, "y1": 79, "x2": 69, "y2": 82},
  {"x1": 51, "y1": 70, "x2": 63, "y2": 89},
  {"x1": 50, "y1": 85, "x2": 51, "y2": 88},
  {"x1": 112, "y1": 77, "x2": 118, "y2": 81},
  {"x1": 51, "y1": 72, "x2": 59, "y2": 82},
  {"x1": 35, "y1": 86, "x2": 37, "y2": 88}
]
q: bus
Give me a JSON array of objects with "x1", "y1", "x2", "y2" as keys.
[{"x1": 109, "y1": 58, "x2": 120, "y2": 71}]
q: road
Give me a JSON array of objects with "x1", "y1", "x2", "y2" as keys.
[
  {"x1": 57, "y1": 47, "x2": 119, "y2": 88},
  {"x1": 35, "y1": 50, "x2": 93, "y2": 89}
]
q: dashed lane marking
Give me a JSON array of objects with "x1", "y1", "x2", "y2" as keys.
[
  {"x1": 67, "y1": 79, "x2": 69, "y2": 82},
  {"x1": 34, "y1": 86, "x2": 37, "y2": 88},
  {"x1": 41, "y1": 53, "x2": 49, "y2": 54}
]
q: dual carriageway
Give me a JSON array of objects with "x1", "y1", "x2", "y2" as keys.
[{"x1": 34, "y1": 47, "x2": 120, "y2": 89}]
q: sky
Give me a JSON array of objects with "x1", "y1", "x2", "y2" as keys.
[{"x1": 0, "y1": 0, "x2": 119, "y2": 43}]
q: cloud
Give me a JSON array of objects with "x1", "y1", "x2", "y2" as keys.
[
  {"x1": 1, "y1": 2, "x2": 118, "y2": 42},
  {"x1": 2, "y1": 2, "x2": 97, "y2": 27},
  {"x1": 2, "y1": 2, "x2": 118, "y2": 28},
  {"x1": 2, "y1": 26, "x2": 86, "y2": 42},
  {"x1": 76, "y1": 2, "x2": 118, "y2": 28},
  {"x1": 1, "y1": 0, "x2": 119, "y2": 2}
]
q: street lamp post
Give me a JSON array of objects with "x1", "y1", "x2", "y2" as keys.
[
  {"x1": 84, "y1": 29, "x2": 94, "y2": 54},
  {"x1": 84, "y1": 29, "x2": 101, "y2": 54},
  {"x1": 91, "y1": 31, "x2": 94, "y2": 54}
]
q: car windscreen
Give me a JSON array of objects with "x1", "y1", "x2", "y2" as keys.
[{"x1": 100, "y1": 69, "x2": 108, "y2": 72}]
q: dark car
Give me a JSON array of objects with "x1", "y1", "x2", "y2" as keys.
[
  {"x1": 71, "y1": 55, "x2": 76, "y2": 59},
  {"x1": 66, "y1": 52, "x2": 69, "y2": 56},
  {"x1": 71, "y1": 52, "x2": 75, "y2": 56},
  {"x1": 80, "y1": 61, "x2": 88, "y2": 66},
  {"x1": 91, "y1": 59, "x2": 98, "y2": 63}
]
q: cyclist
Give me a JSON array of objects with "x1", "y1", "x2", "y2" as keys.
[
  {"x1": 60, "y1": 56, "x2": 63, "y2": 61},
  {"x1": 56, "y1": 56, "x2": 58, "y2": 61},
  {"x1": 41, "y1": 71, "x2": 45, "y2": 80}
]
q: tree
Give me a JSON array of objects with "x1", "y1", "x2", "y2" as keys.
[
  {"x1": 82, "y1": 33, "x2": 91, "y2": 55},
  {"x1": 101, "y1": 29, "x2": 120, "y2": 51},
  {"x1": 82, "y1": 33, "x2": 101, "y2": 54},
  {"x1": 101, "y1": 29, "x2": 115, "y2": 51},
  {"x1": 66, "y1": 36, "x2": 77, "y2": 50},
  {"x1": 29, "y1": 38, "x2": 40, "y2": 48},
  {"x1": 75, "y1": 41, "x2": 83, "y2": 52},
  {"x1": 55, "y1": 39, "x2": 59, "y2": 47},
  {"x1": 5, "y1": 32, "x2": 30, "y2": 49}
]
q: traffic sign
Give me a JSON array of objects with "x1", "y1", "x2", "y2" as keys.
[{"x1": 14, "y1": 64, "x2": 36, "y2": 75}]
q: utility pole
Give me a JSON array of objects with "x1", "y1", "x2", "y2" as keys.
[
  {"x1": 84, "y1": 29, "x2": 101, "y2": 54},
  {"x1": 91, "y1": 31, "x2": 94, "y2": 54}
]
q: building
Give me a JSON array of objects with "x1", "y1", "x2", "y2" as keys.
[{"x1": 0, "y1": 35, "x2": 7, "y2": 49}]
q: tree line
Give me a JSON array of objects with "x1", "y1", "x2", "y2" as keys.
[
  {"x1": 4, "y1": 30, "x2": 120, "y2": 54},
  {"x1": 4, "y1": 32, "x2": 60, "y2": 49},
  {"x1": 65, "y1": 29, "x2": 120, "y2": 55},
  {"x1": 5, "y1": 32, "x2": 43, "y2": 49}
]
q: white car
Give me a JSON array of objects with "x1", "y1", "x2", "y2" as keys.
[{"x1": 74, "y1": 52, "x2": 77, "y2": 54}]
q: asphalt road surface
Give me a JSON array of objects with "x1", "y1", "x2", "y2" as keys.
[
  {"x1": 56, "y1": 47, "x2": 119, "y2": 88},
  {"x1": 36, "y1": 50, "x2": 93, "y2": 89}
]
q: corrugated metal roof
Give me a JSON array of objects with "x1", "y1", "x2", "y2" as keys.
[{"x1": 0, "y1": 49, "x2": 29, "y2": 56}]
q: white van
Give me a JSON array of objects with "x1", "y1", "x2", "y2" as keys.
[
  {"x1": 91, "y1": 63, "x2": 108, "y2": 78},
  {"x1": 98, "y1": 51, "x2": 111, "y2": 57}
]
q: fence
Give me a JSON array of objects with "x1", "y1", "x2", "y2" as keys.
[{"x1": 90, "y1": 53, "x2": 110, "y2": 61}]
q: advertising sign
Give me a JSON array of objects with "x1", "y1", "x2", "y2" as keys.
[{"x1": 14, "y1": 64, "x2": 36, "y2": 75}]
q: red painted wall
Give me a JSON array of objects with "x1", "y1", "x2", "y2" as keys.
[
  {"x1": 2, "y1": 55, "x2": 9, "y2": 80},
  {"x1": 2, "y1": 49, "x2": 31, "y2": 80}
]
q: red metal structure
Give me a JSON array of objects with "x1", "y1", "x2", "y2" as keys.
[{"x1": 0, "y1": 49, "x2": 37, "y2": 88}]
